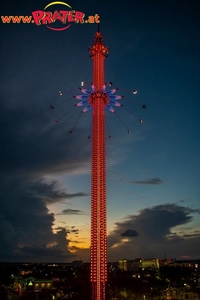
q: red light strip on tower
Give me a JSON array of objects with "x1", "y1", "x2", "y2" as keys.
[{"x1": 90, "y1": 32, "x2": 108, "y2": 300}]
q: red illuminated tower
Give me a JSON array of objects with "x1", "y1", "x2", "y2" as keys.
[
  {"x1": 74, "y1": 31, "x2": 123, "y2": 300},
  {"x1": 89, "y1": 32, "x2": 108, "y2": 300}
]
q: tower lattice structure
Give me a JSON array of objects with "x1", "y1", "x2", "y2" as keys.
[
  {"x1": 74, "y1": 31, "x2": 123, "y2": 300},
  {"x1": 89, "y1": 31, "x2": 108, "y2": 300}
]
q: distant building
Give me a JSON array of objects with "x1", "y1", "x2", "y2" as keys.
[
  {"x1": 14, "y1": 276, "x2": 53, "y2": 297},
  {"x1": 118, "y1": 258, "x2": 159, "y2": 271},
  {"x1": 27, "y1": 277, "x2": 53, "y2": 291},
  {"x1": 141, "y1": 258, "x2": 159, "y2": 270},
  {"x1": 118, "y1": 259, "x2": 127, "y2": 271}
]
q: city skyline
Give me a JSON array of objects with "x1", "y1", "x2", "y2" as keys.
[{"x1": 0, "y1": 0, "x2": 200, "y2": 263}]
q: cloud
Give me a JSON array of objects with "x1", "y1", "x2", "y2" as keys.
[
  {"x1": 58, "y1": 209, "x2": 86, "y2": 215},
  {"x1": 0, "y1": 177, "x2": 83, "y2": 262},
  {"x1": 177, "y1": 199, "x2": 185, "y2": 203},
  {"x1": 182, "y1": 233, "x2": 200, "y2": 238},
  {"x1": 28, "y1": 179, "x2": 88, "y2": 204},
  {"x1": 107, "y1": 203, "x2": 200, "y2": 261},
  {"x1": 109, "y1": 171, "x2": 163, "y2": 185},
  {"x1": 0, "y1": 85, "x2": 91, "y2": 262},
  {"x1": 70, "y1": 229, "x2": 79, "y2": 234},
  {"x1": 133, "y1": 178, "x2": 163, "y2": 185},
  {"x1": 0, "y1": 83, "x2": 92, "y2": 181},
  {"x1": 121, "y1": 229, "x2": 138, "y2": 237},
  {"x1": 68, "y1": 246, "x2": 90, "y2": 262},
  {"x1": 18, "y1": 228, "x2": 73, "y2": 262}
]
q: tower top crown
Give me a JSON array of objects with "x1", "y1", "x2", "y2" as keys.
[{"x1": 89, "y1": 31, "x2": 108, "y2": 58}]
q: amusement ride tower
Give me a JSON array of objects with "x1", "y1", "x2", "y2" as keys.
[
  {"x1": 89, "y1": 31, "x2": 108, "y2": 300},
  {"x1": 74, "y1": 31, "x2": 123, "y2": 300}
]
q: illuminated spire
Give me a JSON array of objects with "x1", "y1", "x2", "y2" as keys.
[{"x1": 74, "y1": 31, "x2": 123, "y2": 300}]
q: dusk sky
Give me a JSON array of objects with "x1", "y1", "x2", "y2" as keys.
[{"x1": 0, "y1": 0, "x2": 200, "y2": 263}]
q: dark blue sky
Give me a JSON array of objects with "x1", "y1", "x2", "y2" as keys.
[{"x1": 0, "y1": 0, "x2": 200, "y2": 262}]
